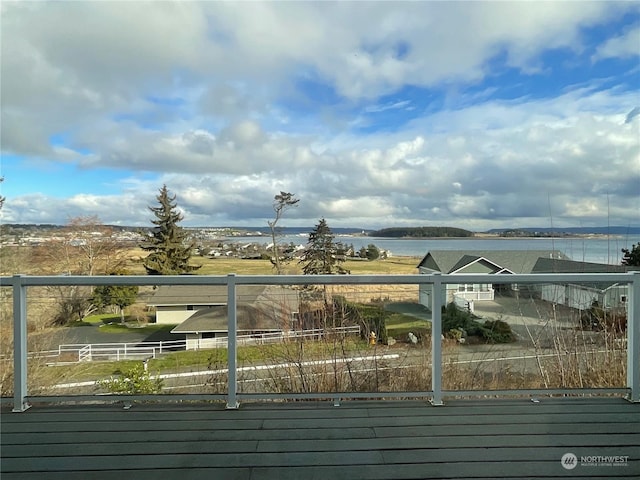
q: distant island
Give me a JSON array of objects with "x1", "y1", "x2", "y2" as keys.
[
  {"x1": 487, "y1": 226, "x2": 640, "y2": 237},
  {"x1": 367, "y1": 227, "x2": 474, "y2": 238}
]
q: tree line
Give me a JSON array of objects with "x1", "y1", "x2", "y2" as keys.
[{"x1": 367, "y1": 226, "x2": 473, "y2": 238}]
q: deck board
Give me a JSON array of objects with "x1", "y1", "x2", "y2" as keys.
[{"x1": 2, "y1": 398, "x2": 639, "y2": 479}]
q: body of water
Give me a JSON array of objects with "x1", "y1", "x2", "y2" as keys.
[{"x1": 249, "y1": 234, "x2": 640, "y2": 265}]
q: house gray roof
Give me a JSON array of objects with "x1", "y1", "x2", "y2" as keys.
[
  {"x1": 531, "y1": 257, "x2": 629, "y2": 274},
  {"x1": 152, "y1": 284, "x2": 300, "y2": 334},
  {"x1": 148, "y1": 285, "x2": 284, "y2": 306},
  {"x1": 531, "y1": 257, "x2": 629, "y2": 290},
  {"x1": 171, "y1": 305, "x2": 285, "y2": 333},
  {"x1": 417, "y1": 250, "x2": 570, "y2": 274}
]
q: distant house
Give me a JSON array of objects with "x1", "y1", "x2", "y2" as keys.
[
  {"x1": 148, "y1": 285, "x2": 299, "y2": 349},
  {"x1": 417, "y1": 250, "x2": 629, "y2": 312},
  {"x1": 530, "y1": 257, "x2": 629, "y2": 310}
]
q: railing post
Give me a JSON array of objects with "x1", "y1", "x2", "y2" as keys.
[
  {"x1": 12, "y1": 275, "x2": 30, "y2": 412},
  {"x1": 226, "y1": 274, "x2": 239, "y2": 409},
  {"x1": 628, "y1": 271, "x2": 640, "y2": 403},
  {"x1": 430, "y1": 273, "x2": 444, "y2": 406}
]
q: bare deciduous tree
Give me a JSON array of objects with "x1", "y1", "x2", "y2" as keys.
[
  {"x1": 268, "y1": 191, "x2": 299, "y2": 274},
  {"x1": 0, "y1": 176, "x2": 5, "y2": 210},
  {"x1": 33, "y1": 216, "x2": 129, "y2": 325}
]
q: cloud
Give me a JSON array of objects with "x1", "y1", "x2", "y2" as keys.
[
  {"x1": 5, "y1": 84, "x2": 637, "y2": 230},
  {"x1": 1, "y1": 2, "x2": 639, "y2": 230},
  {"x1": 592, "y1": 25, "x2": 640, "y2": 61},
  {"x1": 364, "y1": 100, "x2": 412, "y2": 113}
]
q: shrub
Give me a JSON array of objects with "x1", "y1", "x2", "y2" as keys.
[
  {"x1": 442, "y1": 302, "x2": 514, "y2": 344},
  {"x1": 480, "y1": 319, "x2": 515, "y2": 343},
  {"x1": 97, "y1": 363, "x2": 163, "y2": 394}
]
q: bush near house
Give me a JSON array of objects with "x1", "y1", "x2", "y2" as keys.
[
  {"x1": 442, "y1": 302, "x2": 515, "y2": 344},
  {"x1": 325, "y1": 297, "x2": 515, "y2": 345}
]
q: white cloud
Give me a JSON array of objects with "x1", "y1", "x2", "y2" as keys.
[
  {"x1": 364, "y1": 100, "x2": 412, "y2": 113},
  {"x1": 593, "y1": 25, "x2": 640, "y2": 61},
  {"x1": 3, "y1": 83, "x2": 638, "y2": 229}
]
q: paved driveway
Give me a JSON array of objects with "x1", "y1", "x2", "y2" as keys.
[{"x1": 472, "y1": 296, "x2": 594, "y2": 348}]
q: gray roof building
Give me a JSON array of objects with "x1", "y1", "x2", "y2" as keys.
[
  {"x1": 148, "y1": 284, "x2": 299, "y2": 333},
  {"x1": 417, "y1": 250, "x2": 570, "y2": 274}
]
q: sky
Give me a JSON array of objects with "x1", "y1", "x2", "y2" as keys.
[{"x1": 1, "y1": 1, "x2": 639, "y2": 231}]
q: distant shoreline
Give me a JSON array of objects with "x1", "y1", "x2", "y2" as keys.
[{"x1": 359, "y1": 234, "x2": 631, "y2": 240}]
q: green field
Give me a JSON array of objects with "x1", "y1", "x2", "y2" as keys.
[{"x1": 49, "y1": 337, "x2": 371, "y2": 381}]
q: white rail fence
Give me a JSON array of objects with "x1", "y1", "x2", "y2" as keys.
[
  {"x1": 1, "y1": 272, "x2": 638, "y2": 412},
  {"x1": 51, "y1": 326, "x2": 361, "y2": 362}
]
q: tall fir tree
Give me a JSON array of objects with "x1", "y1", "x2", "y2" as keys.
[
  {"x1": 621, "y1": 243, "x2": 640, "y2": 267},
  {"x1": 140, "y1": 185, "x2": 200, "y2": 275},
  {"x1": 299, "y1": 218, "x2": 349, "y2": 275}
]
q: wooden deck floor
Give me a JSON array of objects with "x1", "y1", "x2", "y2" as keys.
[{"x1": 2, "y1": 397, "x2": 639, "y2": 479}]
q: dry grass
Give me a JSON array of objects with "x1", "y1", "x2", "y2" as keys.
[{"x1": 124, "y1": 247, "x2": 420, "y2": 276}]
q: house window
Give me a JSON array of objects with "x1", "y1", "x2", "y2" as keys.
[
  {"x1": 467, "y1": 285, "x2": 474, "y2": 292},
  {"x1": 187, "y1": 305, "x2": 195, "y2": 311},
  {"x1": 620, "y1": 295, "x2": 627, "y2": 303},
  {"x1": 458, "y1": 285, "x2": 466, "y2": 292},
  {"x1": 202, "y1": 332, "x2": 216, "y2": 339}
]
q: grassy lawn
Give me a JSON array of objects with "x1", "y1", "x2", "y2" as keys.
[
  {"x1": 383, "y1": 302, "x2": 432, "y2": 339},
  {"x1": 82, "y1": 313, "x2": 121, "y2": 325},
  {"x1": 385, "y1": 313, "x2": 431, "y2": 339},
  {"x1": 48, "y1": 337, "x2": 371, "y2": 381}
]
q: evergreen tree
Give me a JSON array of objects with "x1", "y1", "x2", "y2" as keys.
[
  {"x1": 366, "y1": 244, "x2": 380, "y2": 260},
  {"x1": 92, "y1": 271, "x2": 139, "y2": 323},
  {"x1": 299, "y1": 218, "x2": 349, "y2": 275},
  {"x1": 621, "y1": 243, "x2": 640, "y2": 267},
  {"x1": 140, "y1": 185, "x2": 200, "y2": 275}
]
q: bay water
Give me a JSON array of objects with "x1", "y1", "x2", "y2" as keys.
[{"x1": 269, "y1": 234, "x2": 640, "y2": 265}]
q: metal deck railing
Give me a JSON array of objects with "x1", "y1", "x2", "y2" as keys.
[{"x1": 1, "y1": 272, "x2": 638, "y2": 411}]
